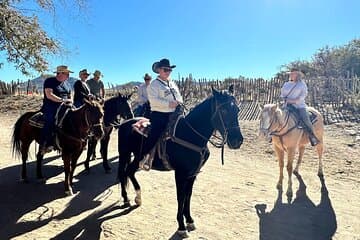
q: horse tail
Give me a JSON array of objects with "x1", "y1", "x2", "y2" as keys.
[{"x1": 11, "y1": 112, "x2": 35, "y2": 158}]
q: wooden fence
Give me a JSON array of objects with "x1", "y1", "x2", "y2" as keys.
[{"x1": 2, "y1": 76, "x2": 359, "y2": 124}]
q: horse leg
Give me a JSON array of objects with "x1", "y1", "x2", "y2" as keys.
[
  {"x1": 294, "y1": 145, "x2": 305, "y2": 174},
  {"x1": 127, "y1": 159, "x2": 142, "y2": 205},
  {"x1": 316, "y1": 142, "x2": 324, "y2": 177},
  {"x1": 100, "y1": 131, "x2": 111, "y2": 173},
  {"x1": 274, "y1": 145, "x2": 284, "y2": 191},
  {"x1": 117, "y1": 152, "x2": 131, "y2": 206},
  {"x1": 36, "y1": 151, "x2": 46, "y2": 182},
  {"x1": 183, "y1": 176, "x2": 196, "y2": 232},
  {"x1": 84, "y1": 138, "x2": 96, "y2": 172},
  {"x1": 69, "y1": 151, "x2": 82, "y2": 187},
  {"x1": 175, "y1": 171, "x2": 189, "y2": 238},
  {"x1": 20, "y1": 142, "x2": 31, "y2": 182},
  {"x1": 62, "y1": 153, "x2": 73, "y2": 196},
  {"x1": 286, "y1": 148, "x2": 296, "y2": 202}
]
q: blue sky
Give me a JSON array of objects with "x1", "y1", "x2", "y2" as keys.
[{"x1": 1, "y1": 0, "x2": 359, "y2": 85}]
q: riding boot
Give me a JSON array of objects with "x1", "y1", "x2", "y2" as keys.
[{"x1": 298, "y1": 108, "x2": 319, "y2": 146}]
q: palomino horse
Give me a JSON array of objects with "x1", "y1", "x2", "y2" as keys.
[
  {"x1": 12, "y1": 100, "x2": 104, "y2": 195},
  {"x1": 259, "y1": 103, "x2": 324, "y2": 201},
  {"x1": 84, "y1": 93, "x2": 134, "y2": 173},
  {"x1": 116, "y1": 86, "x2": 243, "y2": 237}
]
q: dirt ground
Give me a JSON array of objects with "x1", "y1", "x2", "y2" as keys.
[{"x1": 0, "y1": 95, "x2": 359, "y2": 240}]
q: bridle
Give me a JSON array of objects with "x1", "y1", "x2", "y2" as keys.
[{"x1": 174, "y1": 96, "x2": 239, "y2": 165}]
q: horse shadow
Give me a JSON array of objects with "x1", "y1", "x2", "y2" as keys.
[
  {"x1": 51, "y1": 203, "x2": 139, "y2": 240},
  {"x1": 0, "y1": 155, "x2": 64, "y2": 239},
  {"x1": 255, "y1": 173, "x2": 337, "y2": 240},
  {"x1": 0, "y1": 154, "x2": 123, "y2": 240}
]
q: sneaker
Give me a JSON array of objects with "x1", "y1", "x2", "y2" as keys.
[{"x1": 139, "y1": 154, "x2": 151, "y2": 171}]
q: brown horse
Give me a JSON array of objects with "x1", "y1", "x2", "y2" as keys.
[
  {"x1": 12, "y1": 100, "x2": 104, "y2": 196},
  {"x1": 259, "y1": 104, "x2": 324, "y2": 202}
]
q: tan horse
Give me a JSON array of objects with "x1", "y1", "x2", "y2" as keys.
[{"x1": 259, "y1": 104, "x2": 324, "y2": 201}]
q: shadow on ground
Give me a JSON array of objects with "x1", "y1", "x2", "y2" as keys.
[{"x1": 255, "y1": 173, "x2": 337, "y2": 240}]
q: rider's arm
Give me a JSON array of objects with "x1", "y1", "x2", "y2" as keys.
[{"x1": 44, "y1": 88, "x2": 64, "y2": 103}]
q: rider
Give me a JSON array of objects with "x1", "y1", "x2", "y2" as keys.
[
  {"x1": 39, "y1": 65, "x2": 73, "y2": 153},
  {"x1": 87, "y1": 70, "x2": 105, "y2": 102},
  {"x1": 73, "y1": 69, "x2": 93, "y2": 108},
  {"x1": 139, "y1": 58, "x2": 183, "y2": 170},
  {"x1": 133, "y1": 73, "x2": 152, "y2": 116},
  {"x1": 280, "y1": 67, "x2": 319, "y2": 146}
]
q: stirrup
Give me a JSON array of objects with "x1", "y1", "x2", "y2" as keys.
[{"x1": 309, "y1": 136, "x2": 319, "y2": 146}]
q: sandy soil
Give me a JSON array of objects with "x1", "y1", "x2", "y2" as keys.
[{"x1": 0, "y1": 95, "x2": 359, "y2": 240}]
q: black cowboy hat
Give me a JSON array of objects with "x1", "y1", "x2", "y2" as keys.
[{"x1": 152, "y1": 58, "x2": 176, "y2": 73}]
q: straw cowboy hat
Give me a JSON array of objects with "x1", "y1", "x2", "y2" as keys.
[
  {"x1": 93, "y1": 70, "x2": 103, "y2": 77},
  {"x1": 287, "y1": 67, "x2": 305, "y2": 78},
  {"x1": 152, "y1": 58, "x2": 176, "y2": 73},
  {"x1": 144, "y1": 73, "x2": 152, "y2": 80},
  {"x1": 79, "y1": 69, "x2": 90, "y2": 76},
  {"x1": 54, "y1": 65, "x2": 73, "y2": 73}
]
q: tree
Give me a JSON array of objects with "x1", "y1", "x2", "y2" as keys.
[{"x1": 0, "y1": 0, "x2": 86, "y2": 75}]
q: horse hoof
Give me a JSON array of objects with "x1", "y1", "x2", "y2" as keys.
[
  {"x1": 134, "y1": 196, "x2": 142, "y2": 206},
  {"x1": 176, "y1": 230, "x2": 189, "y2": 238},
  {"x1": 186, "y1": 222, "x2": 196, "y2": 232}
]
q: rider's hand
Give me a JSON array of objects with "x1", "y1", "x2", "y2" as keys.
[{"x1": 169, "y1": 100, "x2": 179, "y2": 109}]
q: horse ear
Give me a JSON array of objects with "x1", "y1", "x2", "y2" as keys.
[
  {"x1": 211, "y1": 85, "x2": 219, "y2": 96},
  {"x1": 228, "y1": 85, "x2": 234, "y2": 95},
  {"x1": 258, "y1": 102, "x2": 264, "y2": 110}
]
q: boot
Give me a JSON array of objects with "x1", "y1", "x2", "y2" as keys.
[{"x1": 308, "y1": 133, "x2": 319, "y2": 146}]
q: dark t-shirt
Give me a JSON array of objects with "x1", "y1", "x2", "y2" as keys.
[{"x1": 43, "y1": 77, "x2": 72, "y2": 108}]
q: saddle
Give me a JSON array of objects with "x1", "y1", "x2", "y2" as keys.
[
  {"x1": 134, "y1": 109, "x2": 185, "y2": 171},
  {"x1": 285, "y1": 105, "x2": 318, "y2": 128}
]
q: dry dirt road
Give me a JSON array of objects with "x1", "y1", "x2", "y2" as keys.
[{"x1": 0, "y1": 96, "x2": 359, "y2": 239}]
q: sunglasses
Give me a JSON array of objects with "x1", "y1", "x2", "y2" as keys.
[{"x1": 162, "y1": 68, "x2": 172, "y2": 73}]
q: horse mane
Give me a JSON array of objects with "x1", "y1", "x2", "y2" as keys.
[{"x1": 103, "y1": 94, "x2": 126, "y2": 124}]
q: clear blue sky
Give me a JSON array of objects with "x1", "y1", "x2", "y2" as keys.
[{"x1": 1, "y1": 0, "x2": 360, "y2": 85}]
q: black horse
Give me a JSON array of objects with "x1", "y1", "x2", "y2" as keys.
[
  {"x1": 117, "y1": 86, "x2": 243, "y2": 237},
  {"x1": 12, "y1": 100, "x2": 104, "y2": 195},
  {"x1": 84, "y1": 93, "x2": 133, "y2": 173}
]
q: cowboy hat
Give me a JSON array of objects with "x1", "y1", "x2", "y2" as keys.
[
  {"x1": 152, "y1": 58, "x2": 176, "y2": 73},
  {"x1": 54, "y1": 65, "x2": 73, "y2": 73},
  {"x1": 79, "y1": 69, "x2": 90, "y2": 76},
  {"x1": 93, "y1": 70, "x2": 103, "y2": 77},
  {"x1": 287, "y1": 67, "x2": 305, "y2": 77},
  {"x1": 144, "y1": 73, "x2": 152, "y2": 80}
]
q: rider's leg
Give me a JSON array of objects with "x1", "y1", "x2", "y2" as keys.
[{"x1": 298, "y1": 108, "x2": 319, "y2": 146}]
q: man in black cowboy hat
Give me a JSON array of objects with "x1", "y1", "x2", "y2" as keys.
[
  {"x1": 139, "y1": 58, "x2": 183, "y2": 170},
  {"x1": 73, "y1": 69, "x2": 93, "y2": 108}
]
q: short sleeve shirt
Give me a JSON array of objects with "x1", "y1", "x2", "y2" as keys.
[
  {"x1": 87, "y1": 78, "x2": 104, "y2": 97},
  {"x1": 43, "y1": 77, "x2": 72, "y2": 108}
]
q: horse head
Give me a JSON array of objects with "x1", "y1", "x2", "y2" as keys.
[
  {"x1": 84, "y1": 99, "x2": 104, "y2": 140},
  {"x1": 259, "y1": 103, "x2": 283, "y2": 139},
  {"x1": 210, "y1": 85, "x2": 243, "y2": 149},
  {"x1": 114, "y1": 93, "x2": 134, "y2": 120}
]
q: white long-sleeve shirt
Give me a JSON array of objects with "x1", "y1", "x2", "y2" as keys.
[
  {"x1": 147, "y1": 78, "x2": 183, "y2": 113},
  {"x1": 280, "y1": 80, "x2": 308, "y2": 108},
  {"x1": 134, "y1": 82, "x2": 148, "y2": 107}
]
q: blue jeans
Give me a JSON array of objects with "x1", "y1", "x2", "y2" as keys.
[
  {"x1": 40, "y1": 105, "x2": 57, "y2": 146},
  {"x1": 141, "y1": 111, "x2": 171, "y2": 155}
]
